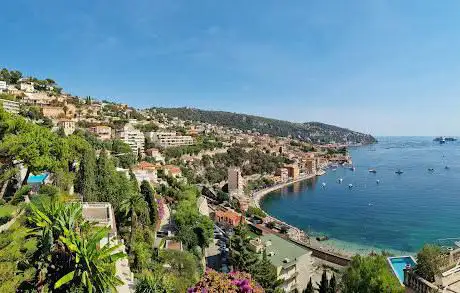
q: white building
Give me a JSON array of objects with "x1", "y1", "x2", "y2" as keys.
[
  {"x1": 0, "y1": 98, "x2": 20, "y2": 114},
  {"x1": 57, "y1": 120, "x2": 76, "y2": 136},
  {"x1": 145, "y1": 131, "x2": 194, "y2": 148},
  {"x1": 20, "y1": 82, "x2": 35, "y2": 93},
  {"x1": 249, "y1": 234, "x2": 314, "y2": 292},
  {"x1": 116, "y1": 124, "x2": 145, "y2": 156},
  {"x1": 228, "y1": 167, "x2": 244, "y2": 200},
  {"x1": 0, "y1": 81, "x2": 7, "y2": 92}
]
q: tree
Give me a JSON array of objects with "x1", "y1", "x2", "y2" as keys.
[
  {"x1": 303, "y1": 278, "x2": 314, "y2": 293},
  {"x1": 140, "y1": 180, "x2": 159, "y2": 228},
  {"x1": 415, "y1": 244, "x2": 447, "y2": 282},
  {"x1": 75, "y1": 148, "x2": 97, "y2": 201},
  {"x1": 95, "y1": 150, "x2": 115, "y2": 202},
  {"x1": 119, "y1": 192, "x2": 149, "y2": 252},
  {"x1": 328, "y1": 274, "x2": 337, "y2": 293},
  {"x1": 229, "y1": 224, "x2": 259, "y2": 272},
  {"x1": 55, "y1": 228, "x2": 126, "y2": 293},
  {"x1": 254, "y1": 250, "x2": 283, "y2": 292},
  {"x1": 135, "y1": 268, "x2": 173, "y2": 293},
  {"x1": 158, "y1": 250, "x2": 199, "y2": 292},
  {"x1": 341, "y1": 255, "x2": 404, "y2": 293},
  {"x1": 317, "y1": 270, "x2": 329, "y2": 293}
]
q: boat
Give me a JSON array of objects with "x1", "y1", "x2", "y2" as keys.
[
  {"x1": 348, "y1": 184, "x2": 353, "y2": 188},
  {"x1": 446, "y1": 137, "x2": 457, "y2": 141},
  {"x1": 428, "y1": 168, "x2": 435, "y2": 172},
  {"x1": 376, "y1": 179, "x2": 380, "y2": 184},
  {"x1": 338, "y1": 178, "x2": 343, "y2": 184},
  {"x1": 350, "y1": 167, "x2": 356, "y2": 171},
  {"x1": 322, "y1": 182, "x2": 327, "y2": 188},
  {"x1": 445, "y1": 166, "x2": 450, "y2": 170},
  {"x1": 369, "y1": 169, "x2": 377, "y2": 173},
  {"x1": 434, "y1": 137, "x2": 446, "y2": 144},
  {"x1": 395, "y1": 169, "x2": 404, "y2": 175},
  {"x1": 316, "y1": 235, "x2": 329, "y2": 241}
]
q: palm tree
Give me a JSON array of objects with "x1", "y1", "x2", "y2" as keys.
[
  {"x1": 119, "y1": 192, "x2": 148, "y2": 252},
  {"x1": 55, "y1": 227, "x2": 126, "y2": 293}
]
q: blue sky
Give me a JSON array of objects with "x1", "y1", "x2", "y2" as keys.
[{"x1": 2, "y1": 0, "x2": 460, "y2": 136}]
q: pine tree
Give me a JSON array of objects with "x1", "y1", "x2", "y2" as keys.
[
  {"x1": 75, "y1": 148, "x2": 97, "y2": 201},
  {"x1": 140, "y1": 180, "x2": 159, "y2": 227},
  {"x1": 254, "y1": 250, "x2": 283, "y2": 293},
  {"x1": 328, "y1": 274, "x2": 337, "y2": 293},
  {"x1": 303, "y1": 278, "x2": 314, "y2": 293},
  {"x1": 317, "y1": 270, "x2": 329, "y2": 293},
  {"x1": 229, "y1": 224, "x2": 259, "y2": 272}
]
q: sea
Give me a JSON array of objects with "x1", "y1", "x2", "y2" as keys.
[{"x1": 261, "y1": 137, "x2": 460, "y2": 254}]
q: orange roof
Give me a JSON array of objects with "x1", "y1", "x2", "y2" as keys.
[
  {"x1": 216, "y1": 210, "x2": 242, "y2": 224},
  {"x1": 135, "y1": 161, "x2": 156, "y2": 170},
  {"x1": 164, "y1": 165, "x2": 181, "y2": 174}
]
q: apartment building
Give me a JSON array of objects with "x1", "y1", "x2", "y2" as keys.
[
  {"x1": 57, "y1": 120, "x2": 76, "y2": 136},
  {"x1": 276, "y1": 168, "x2": 289, "y2": 182},
  {"x1": 284, "y1": 164, "x2": 300, "y2": 180},
  {"x1": 145, "y1": 131, "x2": 194, "y2": 148},
  {"x1": 132, "y1": 161, "x2": 157, "y2": 185},
  {"x1": 0, "y1": 98, "x2": 20, "y2": 114},
  {"x1": 88, "y1": 125, "x2": 112, "y2": 141},
  {"x1": 249, "y1": 234, "x2": 314, "y2": 292},
  {"x1": 116, "y1": 124, "x2": 145, "y2": 156}
]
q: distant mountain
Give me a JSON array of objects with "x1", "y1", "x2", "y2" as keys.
[{"x1": 155, "y1": 107, "x2": 377, "y2": 144}]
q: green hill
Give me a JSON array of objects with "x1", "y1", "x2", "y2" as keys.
[{"x1": 154, "y1": 107, "x2": 377, "y2": 144}]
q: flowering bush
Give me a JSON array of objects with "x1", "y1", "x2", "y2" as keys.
[{"x1": 188, "y1": 270, "x2": 264, "y2": 293}]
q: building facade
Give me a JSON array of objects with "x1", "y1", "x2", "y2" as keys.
[
  {"x1": 0, "y1": 81, "x2": 7, "y2": 92},
  {"x1": 88, "y1": 125, "x2": 112, "y2": 141},
  {"x1": 57, "y1": 120, "x2": 76, "y2": 136},
  {"x1": 228, "y1": 167, "x2": 244, "y2": 199},
  {"x1": 252, "y1": 234, "x2": 314, "y2": 292},
  {"x1": 145, "y1": 131, "x2": 194, "y2": 148},
  {"x1": 0, "y1": 98, "x2": 20, "y2": 114},
  {"x1": 284, "y1": 164, "x2": 300, "y2": 180},
  {"x1": 116, "y1": 124, "x2": 145, "y2": 156}
]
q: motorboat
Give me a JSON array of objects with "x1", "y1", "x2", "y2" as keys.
[
  {"x1": 445, "y1": 166, "x2": 450, "y2": 170},
  {"x1": 428, "y1": 168, "x2": 435, "y2": 172},
  {"x1": 395, "y1": 169, "x2": 404, "y2": 175},
  {"x1": 348, "y1": 184, "x2": 353, "y2": 188},
  {"x1": 376, "y1": 179, "x2": 380, "y2": 184},
  {"x1": 350, "y1": 167, "x2": 356, "y2": 171},
  {"x1": 322, "y1": 182, "x2": 327, "y2": 188},
  {"x1": 338, "y1": 178, "x2": 343, "y2": 184},
  {"x1": 369, "y1": 169, "x2": 377, "y2": 173}
]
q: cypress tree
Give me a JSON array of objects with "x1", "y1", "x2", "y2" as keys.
[
  {"x1": 96, "y1": 149, "x2": 116, "y2": 203},
  {"x1": 317, "y1": 270, "x2": 329, "y2": 293},
  {"x1": 76, "y1": 148, "x2": 97, "y2": 201},
  {"x1": 303, "y1": 278, "x2": 314, "y2": 293},
  {"x1": 140, "y1": 180, "x2": 159, "y2": 227},
  {"x1": 328, "y1": 274, "x2": 337, "y2": 293}
]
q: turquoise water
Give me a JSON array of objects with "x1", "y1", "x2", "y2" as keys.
[
  {"x1": 261, "y1": 137, "x2": 460, "y2": 253},
  {"x1": 27, "y1": 173, "x2": 48, "y2": 184},
  {"x1": 388, "y1": 256, "x2": 416, "y2": 284}
]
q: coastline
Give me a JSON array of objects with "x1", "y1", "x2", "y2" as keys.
[{"x1": 251, "y1": 170, "x2": 413, "y2": 259}]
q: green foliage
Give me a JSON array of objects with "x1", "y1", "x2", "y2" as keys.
[
  {"x1": 10, "y1": 185, "x2": 31, "y2": 205},
  {"x1": 135, "y1": 122, "x2": 159, "y2": 132},
  {"x1": 247, "y1": 206, "x2": 266, "y2": 218},
  {"x1": 253, "y1": 250, "x2": 283, "y2": 293},
  {"x1": 111, "y1": 139, "x2": 136, "y2": 168},
  {"x1": 317, "y1": 270, "x2": 329, "y2": 293},
  {"x1": 156, "y1": 107, "x2": 377, "y2": 144},
  {"x1": 415, "y1": 244, "x2": 447, "y2": 282},
  {"x1": 158, "y1": 250, "x2": 199, "y2": 292},
  {"x1": 135, "y1": 268, "x2": 174, "y2": 293},
  {"x1": 341, "y1": 255, "x2": 404, "y2": 293},
  {"x1": 140, "y1": 180, "x2": 159, "y2": 228},
  {"x1": 75, "y1": 147, "x2": 98, "y2": 201},
  {"x1": 0, "y1": 205, "x2": 16, "y2": 225},
  {"x1": 229, "y1": 224, "x2": 259, "y2": 272},
  {"x1": 0, "y1": 68, "x2": 22, "y2": 84},
  {"x1": 329, "y1": 274, "x2": 337, "y2": 293}
]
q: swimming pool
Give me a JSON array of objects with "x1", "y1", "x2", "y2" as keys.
[
  {"x1": 27, "y1": 173, "x2": 48, "y2": 184},
  {"x1": 388, "y1": 256, "x2": 417, "y2": 284}
]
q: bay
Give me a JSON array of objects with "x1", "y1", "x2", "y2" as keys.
[{"x1": 261, "y1": 137, "x2": 460, "y2": 253}]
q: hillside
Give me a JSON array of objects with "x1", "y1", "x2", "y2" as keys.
[{"x1": 155, "y1": 107, "x2": 377, "y2": 144}]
